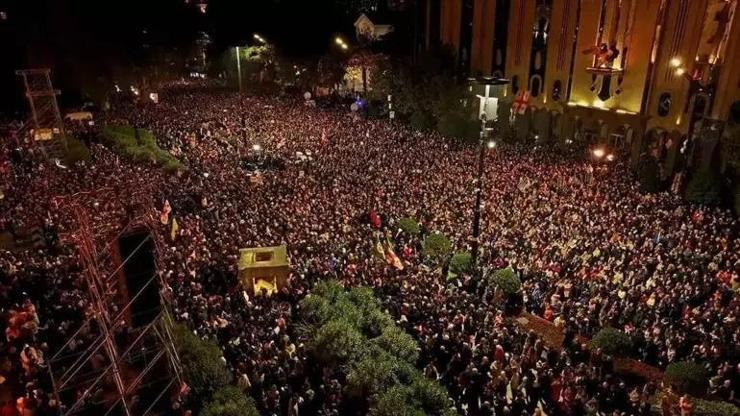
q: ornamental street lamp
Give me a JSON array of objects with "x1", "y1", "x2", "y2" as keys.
[{"x1": 469, "y1": 76, "x2": 509, "y2": 270}]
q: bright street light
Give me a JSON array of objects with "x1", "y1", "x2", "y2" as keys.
[
  {"x1": 669, "y1": 57, "x2": 682, "y2": 68},
  {"x1": 253, "y1": 33, "x2": 265, "y2": 43},
  {"x1": 335, "y1": 36, "x2": 344, "y2": 45},
  {"x1": 340, "y1": 43, "x2": 348, "y2": 50},
  {"x1": 487, "y1": 141, "x2": 496, "y2": 149},
  {"x1": 252, "y1": 144, "x2": 262, "y2": 151},
  {"x1": 606, "y1": 154, "x2": 615, "y2": 162},
  {"x1": 592, "y1": 148, "x2": 605, "y2": 159}
]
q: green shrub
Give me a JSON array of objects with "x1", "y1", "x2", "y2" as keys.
[
  {"x1": 423, "y1": 233, "x2": 452, "y2": 262},
  {"x1": 101, "y1": 124, "x2": 184, "y2": 173},
  {"x1": 346, "y1": 353, "x2": 398, "y2": 398},
  {"x1": 492, "y1": 267, "x2": 521, "y2": 295},
  {"x1": 200, "y1": 386, "x2": 259, "y2": 416},
  {"x1": 665, "y1": 361, "x2": 710, "y2": 397},
  {"x1": 410, "y1": 111, "x2": 434, "y2": 131},
  {"x1": 373, "y1": 326, "x2": 419, "y2": 364},
  {"x1": 63, "y1": 135, "x2": 91, "y2": 165},
  {"x1": 172, "y1": 324, "x2": 232, "y2": 405},
  {"x1": 685, "y1": 169, "x2": 723, "y2": 205},
  {"x1": 397, "y1": 217, "x2": 420, "y2": 235},
  {"x1": 693, "y1": 397, "x2": 740, "y2": 416},
  {"x1": 449, "y1": 251, "x2": 472, "y2": 275},
  {"x1": 370, "y1": 386, "x2": 425, "y2": 416},
  {"x1": 590, "y1": 327, "x2": 632, "y2": 357}
]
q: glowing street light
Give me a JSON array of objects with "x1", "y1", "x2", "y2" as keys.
[
  {"x1": 253, "y1": 33, "x2": 265, "y2": 43},
  {"x1": 669, "y1": 57, "x2": 682, "y2": 68},
  {"x1": 340, "y1": 43, "x2": 348, "y2": 50},
  {"x1": 606, "y1": 154, "x2": 615, "y2": 162},
  {"x1": 252, "y1": 144, "x2": 262, "y2": 151},
  {"x1": 487, "y1": 140, "x2": 496, "y2": 149},
  {"x1": 592, "y1": 148, "x2": 605, "y2": 159},
  {"x1": 335, "y1": 36, "x2": 344, "y2": 45},
  {"x1": 675, "y1": 67, "x2": 686, "y2": 76}
]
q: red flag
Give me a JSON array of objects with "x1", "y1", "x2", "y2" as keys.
[{"x1": 369, "y1": 209, "x2": 381, "y2": 229}]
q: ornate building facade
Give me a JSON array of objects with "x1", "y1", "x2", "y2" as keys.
[{"x1": 420, "y1": 0, "x2": 740, "y2": 172}]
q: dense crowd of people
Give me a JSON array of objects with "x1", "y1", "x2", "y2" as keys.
[{"x1": 0, "y1": 87, "x2": 737, "y2": 416}]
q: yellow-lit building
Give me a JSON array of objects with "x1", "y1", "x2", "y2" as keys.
[{"x1": 420, "y1": 0, "x2": 740, "y2": 172}]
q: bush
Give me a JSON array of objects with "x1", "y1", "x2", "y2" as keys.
[
  {"x1": 693, "y1": 397, "x2": 740, "y2": 416},
  {"x1": 492, "y1": 267, "x2": 521, "y2": 295},
  {"x1": 200, "y1": 386, "x2": 259, "y2": 416},
  {"x1": 590, "y1": 327, "x2": 632, "y2": 357},
  {"x1": 685, "y1": 169, "x2": 723, "y2": 205},
  {"x1": 63, "y1": 134, "x2": 91, "y2": 165},
  {"x1": 665, "y1": 361, "x2": 710, "y2": 397},
  {"x1": 101, "y1": 124, "x2": 184, "y2": 173},
  {"x1": 423, "y1": 233, "x2": 452, "y2": 263},
  {"x1": 397, "y1": 217, "x2": 420, "y2": 235},
  {"x1": 437, "y1": 111, "x2": 479, "y2": 142},
  {"x1": 409, "y1": 111, "x2": 434, "y2": 131},
  {"x1": 172, "y1": 324, "x2": 232, "y2": 405},
  {"x1": 449, "y1": 251, "x2": 472, "y2": 275}
]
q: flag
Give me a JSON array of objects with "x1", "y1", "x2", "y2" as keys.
[
  {"x1": 171, "y1": 218, "x2": 179, "y2": 241},
  {"x1": 384, "y1": 237, "x2": 404, "y2": 270},
  {"x1": 372, "y1": 234, "x2": 386, "y2": 261},
  {"x1": 512, "y1": 90, "x2": 531, "y2": 115},
  {"x1": 160, "y1": 200, "x2": 172, "y2": 225},
  {"x1": 369, "y1": 209, "x2": 382, "y2": 229}
]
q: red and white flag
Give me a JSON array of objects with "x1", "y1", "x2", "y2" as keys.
[{"x1": 512, "y1": 90, "x2": 531, "y2": 115}]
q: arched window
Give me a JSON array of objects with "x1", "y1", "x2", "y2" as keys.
[{"x1": 529, "y1": 75, "x2": 542, "y2": 97}]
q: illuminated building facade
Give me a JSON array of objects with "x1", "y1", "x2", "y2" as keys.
[{"x1": 423, "y1": 0, "x2": 740, "y2": 171}]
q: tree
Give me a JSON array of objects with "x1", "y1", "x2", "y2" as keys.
[
  {"x1": 397, "y1": 217, "x2": 420, "y2": 235},
  {"x1": 665, "y1": 361, "x2": 710, "y2": 397},
  {"x1": 172, "y1": 324, "x2": 232, "y2": 406},
  {"x1": 373, "y1": 326, "x2": 419, "y2": 364},
  {"x1": 309, "y1": 319, "x2": 366, "y2": 367},
  {"x1": 685, "y1": 169, "x2": 723, "y2": 205},
  {"x1": 449, "y1": 251, "x2": 472, "y2": 276},
  {"x1": 492, "y1": 267, "x2": 521, "y2": 295},
  {"x1": 591, "y1": 327, "x2": 633, "y2": 357},
  {"x1": 422, "y1": 233, "x2": 452, "y2": 263},
  {"x1": 200, "y1": 386, "x2": 259, "y2": 416},
  {"x1": 637, "y1": 154, "x2": 661, "y2": 193}
]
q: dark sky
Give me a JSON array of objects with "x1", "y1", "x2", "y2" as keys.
[{"x1": 0, "y1": 0, "x2": 352, "y2": 117}]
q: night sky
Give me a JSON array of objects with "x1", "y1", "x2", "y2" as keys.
[{"x1": 0, "y1": 0, "x2": 352, "y2": 117}]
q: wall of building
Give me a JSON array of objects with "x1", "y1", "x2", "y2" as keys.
[{"x1": 431, "y1": 0, "x2": 739, "y2": 174}]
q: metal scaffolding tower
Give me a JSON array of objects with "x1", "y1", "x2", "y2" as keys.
[
  {"x1": 16, "y1": 68, "x2": 67, "y2": 159},
  {"x1": 48, "y1": 184, "x2": 182, "y2": 416}
]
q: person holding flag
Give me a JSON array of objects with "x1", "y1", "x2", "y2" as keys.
[
  {"x1": 160, "y1": 200, "x2": 172, "y2": 225},
  {"x1": 384, "y1": 235, "x2": 404, "y2": 270}
]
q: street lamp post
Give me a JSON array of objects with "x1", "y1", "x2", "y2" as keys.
[
  {"x1": 469, "y1": 77, "x2": 509, "y2": 270},
  {"x1": 235, "y1": 46, "x2": 243, "y2": 94}
]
